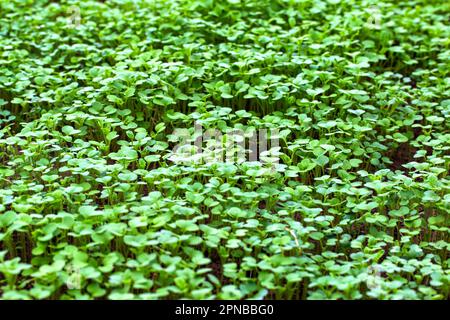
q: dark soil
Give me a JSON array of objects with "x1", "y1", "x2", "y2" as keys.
[{"x1": 387, "y1": 142, "x2": 417, "y2": 172}]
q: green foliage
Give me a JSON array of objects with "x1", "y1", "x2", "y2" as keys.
[{"x1": 0, "y1": 0, "x2": 449, "y2": 300}]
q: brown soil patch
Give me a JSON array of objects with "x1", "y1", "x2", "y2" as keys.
[{"x1": 386, "y1": 143, "x2": 417, "y2": 172}]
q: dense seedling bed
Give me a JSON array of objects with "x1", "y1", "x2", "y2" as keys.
[{"x1": 0, "y1": 0, "x2": 449, "y2": 300}]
